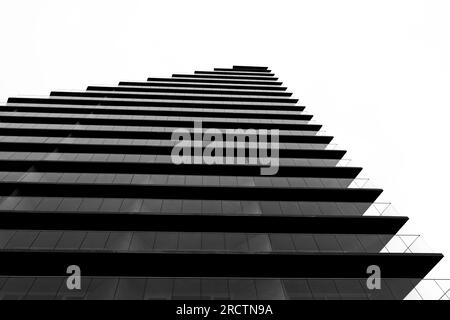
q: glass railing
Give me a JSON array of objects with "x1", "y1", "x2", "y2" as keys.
[
  {"x1": 363, "y1": 202, "x2": 399, "y2": 216},
  {"x1": 404, "y1": 279, "x2": 450, "y2": 300},
  {"x1": 381, "y1": 234, "x2": 436, "y2": 254}
]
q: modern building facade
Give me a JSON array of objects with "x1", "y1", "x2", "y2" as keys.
[{"x1": 0, "y1": 65, "x2": 444, "y2": 299}]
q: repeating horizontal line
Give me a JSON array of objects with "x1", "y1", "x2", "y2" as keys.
[
  {"x1": 50, "y1": 90, "x2": 299, "y2": 104},
  {"x1": 0, "y1": 141, "x2": 346, "y2": 158},
  {"x1": 120, "y1": 81, "x2": 287, "y2": 91},
  {"x1": 0, "y1": 159, "x2": 361, "y2": 177},
  {"x1": 0, "y1": 125, "x2": 329, "y2": 144},
  {"x1": 0, "y1": 181, "x2": 381, "y2": 201},
  {"x1": 3, "y1": 104, "x2": 309, "y2": 121},
  {"x1": 0, "y1": 212, "x2": 407, "y2": 233},
  {"x1": 0, "y1": 250, "x2": 441, "y2": 278},
  {"x1": 7, "y1": 97, "x2": 301, "y2": 112},
  {"x1": 172, "y1": 73, "x2": 278, "y2": 81},
  {"x1": 214, "y1": 68, "x2": 272, "y2": 74},
  {"x1": 231, "y1": 65, "x2": 271, "y2": 72},
  {"x1": 0, "y1": 114, "x2": 319, "y2": 130},
  {"x1": 88, "y1": 85, "x2": 293, "y2": 96},
  {"x1": 195, "y1": 70, "x2": 276, "y2": 77},
  {"x1": 147, "y1": 77, "x2": 282, "y2": 86}
]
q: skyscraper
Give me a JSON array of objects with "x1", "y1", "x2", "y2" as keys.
[{"x1": 0, "y1": 65, "x2": 443, "y2": 299}]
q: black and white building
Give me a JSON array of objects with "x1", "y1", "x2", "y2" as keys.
[{"x1": 0, "y1": 65, "x2": 443, "y2": 299}]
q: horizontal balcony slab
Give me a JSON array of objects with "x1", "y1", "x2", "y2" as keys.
[
  {"x1": 120, "y1": 81, "x2": 287, "y2": 91},
  {"x1": 0, "y1": 250, "x2": 441, "y2": 278},
  {"x1": 0, "y1": 160, "x2": 358, "y2": 177},
  {"x1": 0, "y1": 182, "x2": 383, "y2": 202},
  {"x1": 0, "y1": 211, "x2": 407, "y2": 233}
]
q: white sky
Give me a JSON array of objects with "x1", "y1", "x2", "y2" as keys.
[{"x1": 0, "y1": 0, "x2": 449, "y2": 278}]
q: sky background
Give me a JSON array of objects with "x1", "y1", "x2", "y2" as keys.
[{"x1": 0, "y1": 0, "x2": 449, "y2": 278}]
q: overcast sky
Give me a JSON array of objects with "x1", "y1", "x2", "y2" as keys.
[{"x1": 1, "y1": 0, "x2": 449, "y2": 278}]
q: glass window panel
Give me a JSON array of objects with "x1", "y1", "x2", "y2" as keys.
[
  {"x1": 254, "y1": 177, "x2": 272, "y2": 187},
  {"x1": 221, "y1": 201, "x2": 241, "y2": 214},
  {"x1": 5, "y1": 231, "x2": 39, "y2": 249},
  {"x1": 14, "y1": 197, "x2": 43, "y2": 211},
  {"x1": 168, "y1": 175, "x2": 185, "y2": 185},
  {"x1": 202, "y1": 233, "x2": 225, "y2": 251},
  {"x1": 298, "y1": 202, "x2": 321, "y2": 215},
  {"x1": 173, "y1": 279, "x2": 201, "y2": 299},
  {"x1": 161, "y1": 200, "x2": 182, "y2": 214},
  {"x1": 59, "y1": 173, "x2": 80, "y2": 183},
  {"x1": 283, "y1": 279, "x2": 313, "y2": 300},
  {"x1": 0, "y1": 197, "x2": 22, "y2": 210},
  {"x1": 131, "y1": 175, "x2": 150, "y2": 185},
  {"x1": 35, "y1": 197, "x2": 63, "y2": 211},
  {"x1": 56, "y1": 231, "x2": 86, "y2": 250},
  {"x1": 292, "y1": 234, "x2": 319, "y2": 252},
  {"x1": 182, "y1": 200, "x2": 201, "y2": 214},
  {"x1": 335, "y1": 279, "x2": 368, "y2": 300},
  {"x1": 320, "y1": 178, "x2": 341, "y2": 188},
  {"x1": 120, "y1": 199, "x2": 143, "y2": 212},
  {"x1": 31, "y1": 231, "x2": 63, "y2": 250},
  {"x1": 335, "y1": 234, "x2": 365, "y2": 253},
  {"x1": 247, "y1": 234, "x2": 271, "y2": 252},
  {"x1": 99, "y1": 199, "x2": 123, "y2": 212},
  {"x1": 115, "y1": 278, "x2": 146, "y2": 300},
  {"x1": 140, "y1": 199, "x2": 163, "y2": 213},
  {"x1": 105, "y1": 232, "x2": 133, "y2": 251},
  {"x1": 229, "y1": 279, "x2": 257, "y2": 300},
  {"x1": 0, "y1": 230, "x2": 16, "y2": 249},
  {"x1": 185, "y1": 175, "x2": 202, "y2": 186},
  {"x1": 364, "y1": 279, "x2": 395, "y2": 300},
  {"x1": 219, "y1": 176, "x2": 237, "y2": 186},
  {"x1": 95, "y1": 174, "x2": 115, "y2": 184},
  {"x1": 149, "y1": 175, "x2": 167, "y2": 185},
  {"x1": 237, "y1": 176, "x2": 255, "y2": 187},
  {"x1": 78, "y1": 198, "x2": 103, "y2": 212},
  {"x1": 25, "y1": 277, "x2": 63, "y2": 300},
  {"x1": 336, "y1": 202, "x2": 358, "y2": 216},
  {"x1": 203, "y1": 176, "x2": 219, "y2": 186},
  {"x1": 77, "y1": 173, "x2": 97, "y2": 183},
  {"x1": 145, "y1": 279, "x2": 173, "y2": 300},
  {"x1": 315, "y1": 234, "x2": 342, "y2": 252},
  {"x1": 260, "y1": 201, "x2": 282, "y2": 215},
  {"x1": 385, "y1": 279, "x2": 420, "y2": 300},
  {"x1": 85, "y1": 278, "x2": 119, "y2": 300},
  {"x1": 201, "y1": 279, "x2": 229, "y2": 299},
  {"x1": 178, "y1": 232, "x2": 201, "y2": 250},
  {"x1": 154, "y1": 232, "x2": 178, "y2": 250},
  {"x1": 255, "y1": 279, "x2": 285, "y2": 299},
  {"x1": 129, "y1": 232, "x2": 156, "y2": 251},
  {"x1": 225, "y1": 233, "x2": 249, "y2": 252},
  {"x1": 57, "y1": 277, "x2": 92, "y2": 300},
  {"x1": 279, "y1": 201, "x2": 300, "y2": 215},
  {"x1": 241, "y1": 201, "x2": 261, "y2": 215},
  {"x1": 81, "y1": 232, "x2": 109, "y2": 250},
  {"x1": 0, "y1": 277, "x2": 35, "y2": 299},
  {"x1": 358, "y1": 235, "x2": 386, "y2": 253},
  {"x1": 271, "y1": 177, "x2": 289, "y2": 188},
  {"x1": 353, "y1": 202, "x2": 372, "y2": 215},
  {"x1": 318, "y1": 202, "x2": 341, "y2": 215},
  {"x1": 113, "y1": 174, "x2": 133, "y2": 184},
  {"x1": 309, "y1": 279, "x2": 340, "y2": 300},
  {"x1": 57, "y1": 198, "x2": 82, "y2": 211},
  {"x1": 269, "y1": 234, "x2": 295, "y2": 251},
  {"x1": 202, "y1": 200, "x2": 222, "y2": 215}
]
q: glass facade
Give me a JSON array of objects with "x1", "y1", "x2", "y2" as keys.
[{"x1": 0, "y1": 65, "x2": 443, "y2": 299}]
